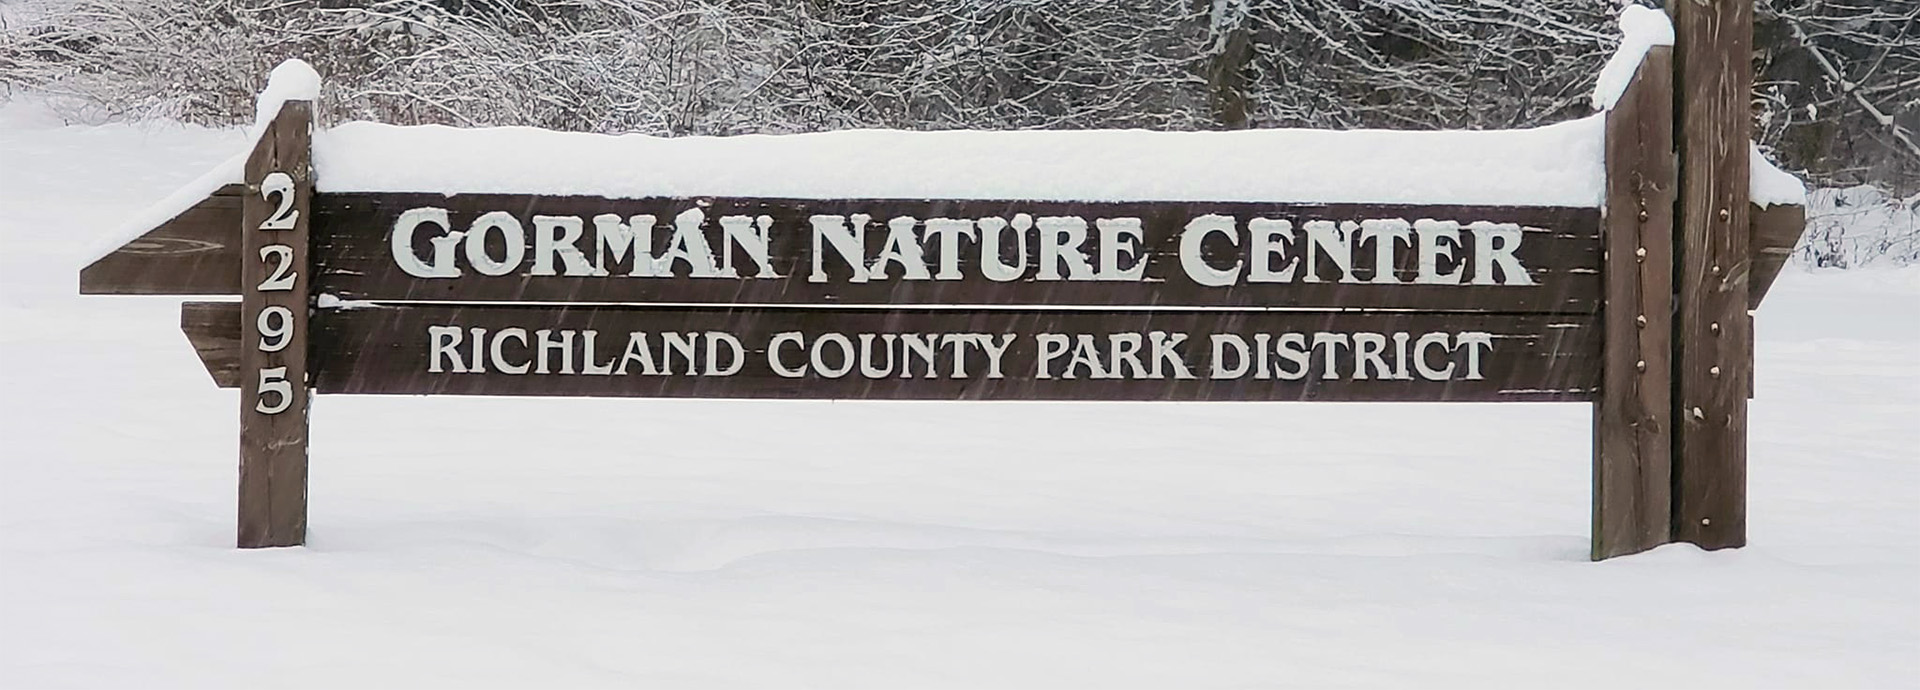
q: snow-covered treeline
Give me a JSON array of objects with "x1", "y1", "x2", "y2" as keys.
[
  {"x1": 2, "y1": 0, "x2": 1916, "y2": 264},
  {"x1": 0, "y1": 0, "x2": 1617, "y2": 133}
]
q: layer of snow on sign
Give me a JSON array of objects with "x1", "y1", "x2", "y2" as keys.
[
  {"x1": 313, "y1": 116, "x2": 1609, "y2": 208},
  {"x1": 1592, "y1": 5, "x2": 1675, "y2": 111},
  {"x1": 80, "y1": 150, "x2": 242, "y2": 265},
  {"x1": 81, "y1": 59, "x2": 318, "y2": 264},
  {"x1": 1754, "y1": 143, "x2": 1810, "y2": 207}
]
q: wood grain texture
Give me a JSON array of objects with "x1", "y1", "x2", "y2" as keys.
[
  {"x1": 180, "y1": 301, "x2": 243, "y2": 388},
  {"x1": 1749, "y1": 203, "x2": 1807, "y2": 309},
  {"x1": 79, "y1": 184, "x2": 244, "y2": 295},
  {"x1": 237, "y1": 102, "x2": 312, "y2": 549},
  {"x1": 1594, "y1": 47, "x2": 1675, "y2": 562},
  {"x1": 315, "y1": 195, "x2": 1603, "y2": 313},
  {"x1": 1672, "y1": 0, "x2": 1752, "y2": 551},
  {"x1": 305, "y1": 305, "x2": 1600, "y2": 402}
]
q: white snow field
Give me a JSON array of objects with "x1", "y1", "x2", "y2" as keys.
[{"x1": 2, "y1": 99, "x2": 1917, "y2": 689}]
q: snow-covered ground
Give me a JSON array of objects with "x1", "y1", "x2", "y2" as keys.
[{"x1": 2, "y1": 99, "x2": 1916, "y2": 689}]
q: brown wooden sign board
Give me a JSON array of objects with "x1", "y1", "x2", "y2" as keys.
[
  {"x1": 82, "y1": 26, "x2": 1810, "y2": 560},
  {"x1": 80, "y1": 190, "x2": 1801, "y2": 309},
  {"x1": 314, "y1": 195, "x2": 1603, "y2": 313},
  {"x1": 179, "y1": 302, "x2": 1599, "y2": 402}
]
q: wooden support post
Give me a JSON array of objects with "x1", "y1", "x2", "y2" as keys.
[
  {"x1": 1595, "y1": 46, "x2": 1677, "y2": 561},
  {"x1": 237, "y1": 101, "x2": 314, "y2": 548},
  {"x1": 1672, "y1": 1, "x2": 1752, "y2": 550}
]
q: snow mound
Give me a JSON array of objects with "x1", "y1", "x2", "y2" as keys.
[
  {"x1": 311, "y1": 116, "x2": 1608, "y2": 207},
  {"x1": 1754, "y1": 143, "x2": 1810, "y2": 208},
  {"x1": 80, "y1": 151, "x2": 244, "y2": 266},
  {"x1": 1593, "y1": 5, "x2": 1675, "y2": 112},
  {"x1": 250, "y1": 59, "x2": 321, "y2": 138}
]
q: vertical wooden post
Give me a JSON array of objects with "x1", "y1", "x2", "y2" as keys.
[
  {"x1": 1594, "y1": 47, "x2": 1677, "y2": 561},
  {"x1": 1672, "y1": 0, "x2": 1753, "y2": 550},
  {"x1": 238, "y1": 101, "x2": 314, "y2": 548}
]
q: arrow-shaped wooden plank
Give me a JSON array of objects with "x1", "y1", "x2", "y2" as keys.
[
  {"x1": 1748, "y1": 203, "x2": 1807, "y2": 310},
  {"x1": 105, "y1": 191, "x2": 1808, "y2": 306},
  {"x1": 85, "y1": 177, "x2": 1805, "y2": 309},
  {"x1": 180, "y1": 301, "x2": 244, "y2": 388},
  {"x1": 80, "y1": 184, "x2": 245, "y2": 295}
]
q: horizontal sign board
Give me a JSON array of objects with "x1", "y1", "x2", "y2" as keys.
[
  {"x1": 84, "y1": 192, "x2": 1810, "y2": 311},
  {"x1": 284, "y1": 305, "x2": 1599, "y2": 402},
  {"x1": 313, "y1": 195, "x2": 1603, "y2": 313}
]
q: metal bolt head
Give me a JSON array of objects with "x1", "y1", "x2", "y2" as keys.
[
  {"x1": 1636, "y1": 360, "x2": 1648, "y2": 372},
  {"x1": 1711, "y1": 322, "x2": 1722, "y2": 335},
  {"x1": 1719, "y1": 208, "x2": 1732, "y2": 222},
  {"x1": 1637, "y1": 315, "x2": 1648, "y2": 328},
  {"x1": 1692, "y1": 407, "x2": 1705, "y2": 420},
  {"x1": 1710, "y1": 366, "x2": 1722, "y2": 377},
  {"x1": 1638, "y1": 210, "x2": 1650, "y2": 222}
]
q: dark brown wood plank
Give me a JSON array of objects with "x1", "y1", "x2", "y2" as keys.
[
  {"x1": 1672, "y1": 1, "x2": 1752, "y2": 551},
  {"x1": 1749, "y1": 203, "x2": 1807, "y2": 309},
  {"x1": 180, "y1": 301, "x2": 243, "y2": 389},
  {"x1": 314, "y1": 195, "x2": 1604, "y2": 313},
  {"x1": 79, "y1": 184, "x2": 244, "y2": 295},
  {"x1": 238, "y1": 102, "x2": 312, "y2": 549},
  {"x1": 1594, "y1": 46, "x2": 1675, "y2": 562},
  {"x1": 307, "y1": 305, "x2": 1600, "y2": 403}
]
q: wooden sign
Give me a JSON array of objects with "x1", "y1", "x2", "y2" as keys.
[
  {"x1": 313, "y1": 195, "x2": 1604, "y2": 313},
  {"x1": 82, "y1": 22, "x2": 1807, "y2": 562},
  {"x1": 172, "y1": 304, "x2": 1601, "y2": 402}
]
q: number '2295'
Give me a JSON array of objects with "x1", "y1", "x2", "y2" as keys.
[{"x1": 254, "y1": 171, "x2": 298, "y2": 415}]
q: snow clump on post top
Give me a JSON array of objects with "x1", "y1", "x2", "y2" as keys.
[
  {"x1": 251, "y1": 59, "x2": 321, "y2": 136},
  {"x1": 1591, "y1": 5, "x2": 1675, "y2": 112},
  {"x1": 1585, "y1": 7, "x2": 1805, "y2": 206}
]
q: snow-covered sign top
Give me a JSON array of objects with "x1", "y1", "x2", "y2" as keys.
[
  {"x1": 90, "y1": 8, "x2": 1808, "y2": 264},
  {"x1": 313, "y1": 117, "x2": 1608, "y2": 208}
]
